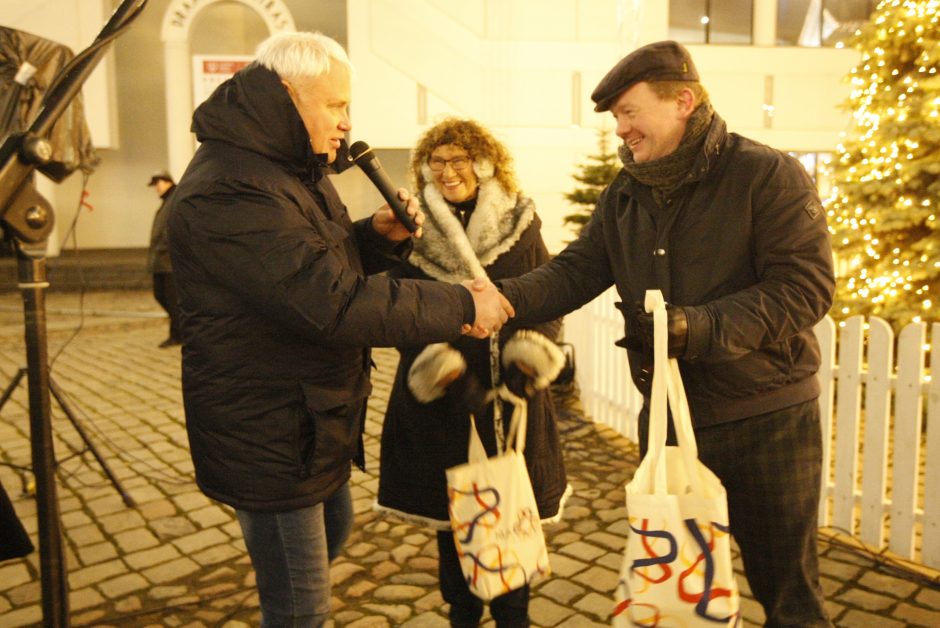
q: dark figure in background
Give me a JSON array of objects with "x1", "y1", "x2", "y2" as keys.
[
  {"x1": 166, "y1": 31, "x2": 511, "y2": 627},
  {"x1": 146, "y1": 170, "x2": 180, "y2": 348},
  {"x1": 376, "y1": 118, "x2": 569, "y2": 628},
  {"x1": 497, "y1": 41, "x2": 835, "y2": 627}
]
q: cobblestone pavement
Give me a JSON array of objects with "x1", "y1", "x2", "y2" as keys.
[{"x1": 0, "y1": 291, "x2": 938, "y2": 627}]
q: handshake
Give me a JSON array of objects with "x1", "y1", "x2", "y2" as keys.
[{"x1": 460, "y1": 277, "x2": 515, "y2": 338}]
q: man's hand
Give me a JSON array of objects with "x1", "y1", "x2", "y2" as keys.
[
  {"x1": 630, "y1": 301, "x2": 689, "y2": 358},
  {"x1": 460, "y1": 278, "x2": 515, "y2": 338},
  {"x1": 371, "y1": 188, "x2": 424, "y2": 241}
]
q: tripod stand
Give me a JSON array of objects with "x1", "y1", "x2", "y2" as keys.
[
  {"x1": 0, "y1": 362, "x2": 135, "y2": 508},
  {"x1": 0, "y1": 3, "x2": 149, "y2": 625}
]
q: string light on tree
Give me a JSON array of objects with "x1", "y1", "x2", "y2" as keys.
[{"x1": 826, "y1": 0, "x2": 940, "y2": 329}]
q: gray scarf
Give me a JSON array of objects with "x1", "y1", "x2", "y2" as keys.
[{"x1": 619, "y1": 101, "x2": 714, "y2": 206}]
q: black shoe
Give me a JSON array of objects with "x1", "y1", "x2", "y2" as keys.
[{"x1": 158, "y1": 337, "x2": 181, "y2": 348}]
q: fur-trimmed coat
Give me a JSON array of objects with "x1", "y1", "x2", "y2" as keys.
[{"x1": 376, "y1": 177, "x2": 569, "y2": 527}]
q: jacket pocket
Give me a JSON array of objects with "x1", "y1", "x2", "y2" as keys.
[{"x1": 298, "y1": 374, "x2": 372, "y2": 478}]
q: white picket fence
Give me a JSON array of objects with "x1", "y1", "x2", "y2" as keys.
[{"x1": 564, "y1": 287, "x2": 940, "y2": 570}]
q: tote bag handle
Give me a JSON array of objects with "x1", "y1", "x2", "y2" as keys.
[
  {"x1": 644, "y1": 290, "x2": 707, "y2": 497},
  {"x1": 467, "y1": 387, "x2": 527, "y2": 464}
]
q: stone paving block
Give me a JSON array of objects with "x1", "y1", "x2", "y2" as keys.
[
  {"x1": 0, "y1": 563, "x2": 31, "y2": 591},
  {"x1": 596, "y1": 552, "x2": 623, "y2": 572},
  {"x1": 113, "y1": 527, "x2": 161, "y2": 553},
  {"x1": 572, "y1": 565, "x2": 619, "y2": 593},
  {"x1": 124, "y1": 544, "x2": 183, "y2": 570},
  {"x1": 137, "y1": 498, "x2": 178, "y2": 520},
  {"x1": 172, "y1": 527, "x2": 230, "y2": 555},
  {"x1": 857, "y1": 569, "x2": 920, "y2": 599},
  {"x1": 60, "y1": 510, "x2": 93, "y2": 528},
  {"x1": 573, "y1": 591, "x2": 614, "y2": 621},
  {"x1": 0, "y1": 604, "x2": 41, "y2": 627},
  {"x1": 99, "y1": 573, "x2": 150, "y2": 598},
  {"x1": 894, "y1": 601, "x2": 940, "y2": 627},
  {"x1": 68, "y1": 558, "x2": 126, "y2": 589},
  {"x1": 400, "y1": 611, "x2": 448, "y2": 627},
  {"x1": 189, "y1": 504, "x2": 234, "y2": 529},
  {"x1": 837, "y1": 609, "x2": 905, "y2": 627},
  {"x1": 150, "y1": 515, "x2": 198, "y2": 541},
  {"x1": 535, "y1": 579, "x2": 586, "y2": 605},
  {"x1": 172, "y1": 490, "x2": 213, "y2": 512},
  {"x1": 5, "y1": 581, "x2": 39, "y2": 606},
  {"x1": 191, "y1": 543, "x2": 243, "y2": 567},
  {"x1": 547, "y1": 552, "x2": 589, "y2": 577},
  {"x1": 69, "y1": 586, "x2": 106, "y2": 611},
  {"x1": 373, "y1": 585, "x2": 425, "y2": 602},
  {"x1": 558, "y1": 540, "x2": 607, "y2": 562},
  {"x1": 362, "y1": 603, "x2": 412, "y2": 624},
  {"x1": 142, "y1": 556, "x2": 200, "y2": 584},
  {"x1": 529, "y1": 595, "x2": 576, "y2": 625},
  {"x1": 836, "y1": 587, "x2": 897, "y2": 612},
  {"x1": 76, "y1": 540, "x2": 120, "y2": 566},
  {"x1": 738, "y1": 595, "x2": 765, "y2": 624},
  {"x1": 584, "y1": 530, "x2": 625, "y2": 551},
  {"x1": 97, "y1": 508, "x2": 147, "y2": 534},
  {"x1": 86, "y1": 494, "x2": 128, "y2": 518}
]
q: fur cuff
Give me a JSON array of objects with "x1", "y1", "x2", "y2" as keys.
[
  {"x1": 408, "y1": 343, "x2": 466, "y2": 403},
  {"x1": 502, "y1": 330, "x2": 565, "y2": 390}
]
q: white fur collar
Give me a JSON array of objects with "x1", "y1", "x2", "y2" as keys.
[{"x1": 408, "y1": 178, "x2": 535, "y2": 283}]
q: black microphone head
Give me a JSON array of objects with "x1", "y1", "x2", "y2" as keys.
[{"x1": 349, "y1": 141, "x2": 373, "y2": 163}]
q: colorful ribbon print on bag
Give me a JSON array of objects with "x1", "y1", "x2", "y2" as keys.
[
  {"x1": 613, "y1": 516, "x2": 740, "y2": 625},
  {"x1": 448, "y1": 482, "x2": 548, "y2": 593}
]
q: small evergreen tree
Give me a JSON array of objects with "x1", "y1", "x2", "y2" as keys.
[
  {"x1": 827, "y1": 0, "x2": 940, "y2": 329},
  {"x1": 563, "y1": 126, "x2": 621, "y2": 237}
]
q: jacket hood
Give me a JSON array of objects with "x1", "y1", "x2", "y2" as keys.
[{"x1": 191, "y1": 62, "x2": 353, "y2": 176}]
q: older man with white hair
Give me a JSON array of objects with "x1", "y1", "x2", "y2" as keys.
[{"x1": 167, "y1": 31, "x2": 513, "y2": 626}]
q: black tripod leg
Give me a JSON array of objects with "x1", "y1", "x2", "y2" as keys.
[
  {"x1": 18, "y1": 251, "x2": 69, "y2": 626},
  {"x1": 48, "y1": 378, "x2": 135, "y2": 507},
  {"x1": 0, "y1": 367, "x2": 27, "y2": 411}
]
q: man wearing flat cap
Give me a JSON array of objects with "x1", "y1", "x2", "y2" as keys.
[
  {"x1": 498, "y1": 41, "x2": 834, "y2": 626},
  {"x1": 146, "y1": 170, "x2": 181, "y2": 348}
]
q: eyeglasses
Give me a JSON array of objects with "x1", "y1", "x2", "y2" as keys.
[{"x1": 428, "y1": 156, "x2": 471, "y2": 172}]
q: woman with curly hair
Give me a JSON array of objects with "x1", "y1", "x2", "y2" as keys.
[{"x1": 376, "y1": 117, "x2": 570, "y2": 627}]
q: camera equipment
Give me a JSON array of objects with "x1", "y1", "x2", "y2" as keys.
[{"x1": 0, "y1": 2, "x2": 149, "y2": 625}]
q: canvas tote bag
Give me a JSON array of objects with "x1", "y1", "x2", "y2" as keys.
[
  {"x1": 445, "y1": 390, "x2": 551, "y2": 600},
  {"x1": 612, "y1": 290, "x2": 740, "y2": 627}
]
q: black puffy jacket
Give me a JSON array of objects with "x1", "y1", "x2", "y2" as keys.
[
  {"x1": 500, "y1": 114, "x2": 835, "y2": 427},
  {"x1": 167, "y1": 63, "x2": 471, "y2": 512}
]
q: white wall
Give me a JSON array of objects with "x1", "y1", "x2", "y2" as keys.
[
  {"x1": 1, "y1": 0, "x2": 860, "y2": 253},
  {"x1": 348, "y1": 0, "x2": 858, "y2": 252}
]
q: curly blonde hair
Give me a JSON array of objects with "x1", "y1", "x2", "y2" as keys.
[{"x1": 410, "y1": 117, "x2": 518, "y2": 196}]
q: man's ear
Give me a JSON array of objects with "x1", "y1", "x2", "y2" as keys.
[
  {"x1": 676, "y1": 87, "x2": 695, "y2": 119},
  {"x1": 280, "y1": 79, "x2": 297, "y2": 99}
]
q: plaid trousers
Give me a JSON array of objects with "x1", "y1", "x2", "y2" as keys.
[{"x1": 638, "y1": 399, "x2": 832, "y2": 627}]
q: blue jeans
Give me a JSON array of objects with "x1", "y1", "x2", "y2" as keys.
[
  {"x1": 235, "y1": 483, "x2": 353, "y2": 627},
  {"x1": 325, "y1": 481, "x2": 353, "y2": 561},
  {"x1": 236, "y1": 505, "x2": 330, "y2": 627}
]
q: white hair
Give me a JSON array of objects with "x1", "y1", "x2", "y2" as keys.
[{"x1": 255, "y1": 31, "x2": 352, "y2": 81}]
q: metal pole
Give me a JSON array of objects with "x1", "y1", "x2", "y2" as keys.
[{"x1": 19, "y1": 247, "x2": 69, "y2": 626}]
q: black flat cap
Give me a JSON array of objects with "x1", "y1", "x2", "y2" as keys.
[
  {"x1": 147, "y1": 170, "x2": 174, "y2": 186},
  {"x1": 591, "y1": 40, "x2": 699, "y2": 112}
]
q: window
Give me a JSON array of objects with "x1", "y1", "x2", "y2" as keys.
[
  {"x1": 777, "y1": 0, "x2": 875, "y2": 47},
  {"x1": 790, "y1": 151, "x2": 834, "y2": 198},
  {"x1": 668, "y1": 0, "x2": 754, "y2": 44}
]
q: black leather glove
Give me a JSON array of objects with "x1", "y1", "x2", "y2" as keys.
[{"x1": 633, "y1": 301, "x2": 689, "y2": 358}]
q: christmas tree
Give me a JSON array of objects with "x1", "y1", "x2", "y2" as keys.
[
  {"x1": 562, "y1": 126, "x2": 621, "y2": 237},
  {"x1": 827, "y1": 0, "x2": 940, "y2": 329}
]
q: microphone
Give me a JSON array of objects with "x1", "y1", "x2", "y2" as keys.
[{"x1": 348, "y1": 140, "x2": 418, "y2": 233}]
